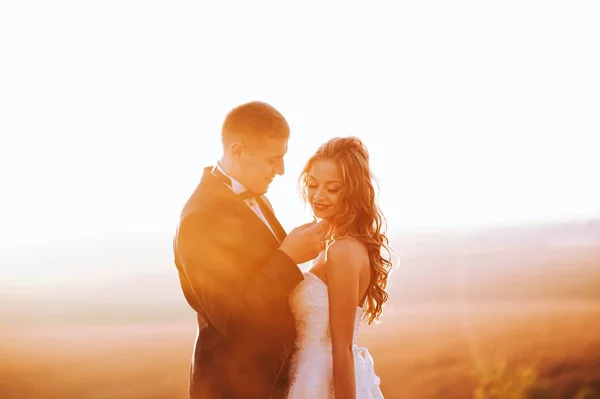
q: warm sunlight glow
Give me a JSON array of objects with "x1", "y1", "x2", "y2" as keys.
[
  {"x1": 2, "y1": 4, "x2": 600, "y2": 399},
  {"x1": 1, "y1": 1, "x2": 599, "y2": 251}
]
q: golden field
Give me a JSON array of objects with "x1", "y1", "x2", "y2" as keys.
[
  {"x1": 2, "y1": 301, "x2": 600, "y2": 399},
  {"x1": 2, "y1": 221, "x2": 599, "y2": 398}
]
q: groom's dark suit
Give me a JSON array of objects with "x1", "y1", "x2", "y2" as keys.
[{"x1": 173, "y1": 167, "x2": 304, "y2": 399}]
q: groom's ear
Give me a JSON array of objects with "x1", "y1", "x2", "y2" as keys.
[{"x1": 229, "y1": 141, "x2": 245, "y2": 158}]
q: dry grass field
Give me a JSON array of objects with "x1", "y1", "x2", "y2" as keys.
[
  {"x1": 2, "y1": 221, "x2": 599, "y2": 398},
  {"x1": 2, "y1": 300, "x2": 599, "y2": 399}
]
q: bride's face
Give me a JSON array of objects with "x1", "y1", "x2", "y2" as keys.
[{"x1": 306, "y1": 159, "x2": 343, "y2": 220}]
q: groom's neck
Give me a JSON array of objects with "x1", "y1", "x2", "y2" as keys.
[{"x1": 218, "y1": 156, "x2": 244, "y2": 185}]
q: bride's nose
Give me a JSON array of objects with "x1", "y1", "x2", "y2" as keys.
[{"x1": 313, "y1": 188, "x2": 327, "y2": 201}]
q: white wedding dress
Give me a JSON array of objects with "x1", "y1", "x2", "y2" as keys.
[{"x1": 287, "y1": 272, "x2": 384, "y2": 398}]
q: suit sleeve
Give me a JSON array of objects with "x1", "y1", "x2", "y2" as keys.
[{"x1": 174, "y1": 211, "x2": 303, "y2": 337}]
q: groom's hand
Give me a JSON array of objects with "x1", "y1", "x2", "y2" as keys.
[{"x1": 279, "y1": 220, "x2": 328, "y2": 264}]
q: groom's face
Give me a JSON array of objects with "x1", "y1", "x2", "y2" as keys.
[{"x1": 236, "y1": 137, "x2": 288, "y2": 194}]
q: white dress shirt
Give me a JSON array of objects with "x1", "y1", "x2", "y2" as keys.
[{"x1": 214, "y1": 163, "x2": 279, "y2": 241}]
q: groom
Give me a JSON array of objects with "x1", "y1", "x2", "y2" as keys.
[{"x1": 173, "y1": 101, "x2": 326, "y2": 398}]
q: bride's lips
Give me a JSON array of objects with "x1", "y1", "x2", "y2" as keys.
[{"x1": 312, "y1": 203, "x2": 331, "y2": 212}]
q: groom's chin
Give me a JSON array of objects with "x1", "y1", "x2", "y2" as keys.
[
  {"x1": 257, "y1": 181, "x2": 273, "y2": 193},
  {"x1": 253, "y1": 185, "x2": 268, "y2": 196}
]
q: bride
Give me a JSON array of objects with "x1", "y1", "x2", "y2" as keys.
[{"x1": 286, "y1": 136, "x2": 392, "y2": 399}]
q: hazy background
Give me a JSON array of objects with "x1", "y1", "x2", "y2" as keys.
[{"x1": 1, "y1": 1, "x2": 599, "y2": 398}]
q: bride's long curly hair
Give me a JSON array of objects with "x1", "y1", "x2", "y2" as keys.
[{"x1": 299, "y1": 136, "x2": 393, "y2": 325}]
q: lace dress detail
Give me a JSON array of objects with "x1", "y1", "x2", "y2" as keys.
[{"x1": 287, "y1": 272, "x2": 384, "y2": 398}]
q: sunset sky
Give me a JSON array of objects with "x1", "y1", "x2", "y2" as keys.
[{"x1": 1, "y1": 1, "x2": 599, "y2": 251}]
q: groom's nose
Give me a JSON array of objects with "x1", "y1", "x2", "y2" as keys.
[{"x1": 275, "y1": 158, "x2": 285, "y2": 176}]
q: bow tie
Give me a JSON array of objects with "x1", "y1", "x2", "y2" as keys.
[
  {"x1": 212, "y1": 166, "x2": 261, "y2": 201},
  {"x1": 238, "y1": 190, "x2": 260, "y2": 201}
]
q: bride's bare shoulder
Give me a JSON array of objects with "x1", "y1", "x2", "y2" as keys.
[{"x1": 325, "y1": 236, "x2": 369, "y2": 274}]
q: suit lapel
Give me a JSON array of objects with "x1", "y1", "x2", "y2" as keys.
[
  {"x1": 201, "y1": 168, "x2": 281, "y2": 248},
  {"x1": 256, "y1": 196, "x2": 287, "y2": 242}
]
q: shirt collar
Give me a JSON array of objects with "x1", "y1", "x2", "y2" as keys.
[{"x1": 214, "y1": 162, "x2": 248, "y2": 195}]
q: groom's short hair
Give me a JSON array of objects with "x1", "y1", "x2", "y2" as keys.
[{"x1": 221, "y1": 101, "x2": 290, "y2": 147}]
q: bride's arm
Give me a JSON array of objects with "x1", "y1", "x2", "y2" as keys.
[{"x1": 327, "y1": 238, "x2": 369, "y2": 399}]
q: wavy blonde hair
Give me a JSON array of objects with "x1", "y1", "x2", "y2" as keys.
[{"x1": 299, "y1": 136, "x2": 393, "y2": 324}]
